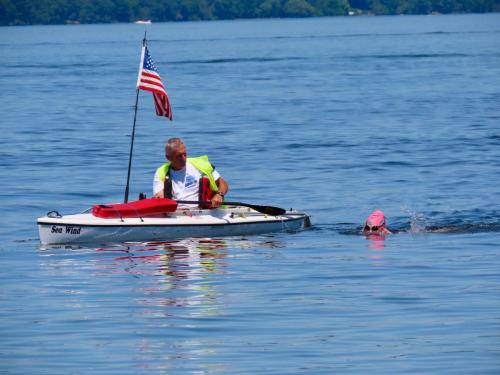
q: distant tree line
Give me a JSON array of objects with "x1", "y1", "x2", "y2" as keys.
[{"x1": 1, "y1": 0, "x2": 499, "y2": 26}]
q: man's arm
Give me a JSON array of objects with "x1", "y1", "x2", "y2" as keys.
[
  {"x1": 211, "y1": 177, "x2": 228, "y2": 208},
  {"x1": 153, "y1": 171, "x2": 164, "y2": 198}
]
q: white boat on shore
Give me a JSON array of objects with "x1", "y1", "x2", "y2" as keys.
[
  {"x1": 134, "y1": 20, "x2": 151, "y2": 24},
  {"x1": 38, "y1": 205, "x2": 310, "y2": 245}
]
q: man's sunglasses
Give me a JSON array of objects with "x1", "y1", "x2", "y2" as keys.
[{"x1": 364, "y1": 225, "x2": 379, "y2": 232}]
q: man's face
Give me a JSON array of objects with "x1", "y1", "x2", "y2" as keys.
[{"x1": 167, "y1": 144, "x2": 187, "y2": 170}]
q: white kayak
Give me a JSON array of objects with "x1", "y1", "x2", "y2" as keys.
[{"x1": 37, "y1": 205, "x2": 310, "y2": 245}]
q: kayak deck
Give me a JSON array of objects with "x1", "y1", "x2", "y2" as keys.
[{"x1": 38, "y1": 206, "x2": 310, "y2": 245}]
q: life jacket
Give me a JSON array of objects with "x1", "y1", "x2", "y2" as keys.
[
  {"x1": 198, "y1": 176, "x2": 214, "y2": 209},
  {"x1": 156, "y1": 155, "x2": 218, "y2": 208}
]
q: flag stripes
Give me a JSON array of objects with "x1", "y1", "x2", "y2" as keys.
[{"x1": 137, "y1": 46, "x2": 172, "y2": 120}]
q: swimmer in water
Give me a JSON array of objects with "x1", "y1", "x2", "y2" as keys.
[{"x1": 362, "y1": 210, "x2": 392, "y2": 236}]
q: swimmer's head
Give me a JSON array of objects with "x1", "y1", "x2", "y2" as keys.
[{"x1": 363, "y1": 210, "x2": 388, "y2": 234}]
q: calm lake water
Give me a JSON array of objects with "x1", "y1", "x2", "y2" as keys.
[{"x1": 1, "y1": 13, "x2": 500, "y2": 374}]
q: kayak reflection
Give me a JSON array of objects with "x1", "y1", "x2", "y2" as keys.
[
  {"x1": 111, "y1": 238, "x2": 229, "y2": 279},
  {"x1": 98, "y1": 238, "x2": 230, "y2": 317}
]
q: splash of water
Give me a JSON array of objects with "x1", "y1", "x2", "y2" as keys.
[{"x1": 400, "y1": 205, "x2": 428, "y2": 234}]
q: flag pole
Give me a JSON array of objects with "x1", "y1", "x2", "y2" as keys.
[{"x1": 124, "y1": 33, "x2": 147, "y2": 203}]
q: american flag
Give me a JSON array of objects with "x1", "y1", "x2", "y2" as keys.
[{"x1": 137, "y1": 46, "x2": 172, "y2": 120}]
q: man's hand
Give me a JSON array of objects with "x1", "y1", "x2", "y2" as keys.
[
  {"x1": 211, "y1": 177, "x2": 228, "y2": 208},
  {"x1": 211, "y1": 192, "x2": 224, "y2": 208}
]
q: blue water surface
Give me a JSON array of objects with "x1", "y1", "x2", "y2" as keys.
[{"x1": 1, "y1": 14, "x2": 500, "y2": 374}]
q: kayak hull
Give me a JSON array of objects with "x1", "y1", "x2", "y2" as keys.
[{"x1": 37, "y1": 206, "x2": 309, "y2": 245}]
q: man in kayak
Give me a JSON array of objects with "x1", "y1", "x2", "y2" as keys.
[
  {"x1": 362, "y1": 210, "x2": 392, "y2": 236},
  {"x1": 153, "y1": 138, "x2": 229, "y2": 208}
]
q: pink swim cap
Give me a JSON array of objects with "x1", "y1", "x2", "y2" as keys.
[{"x1": 366, "y1": 210, "x2": 386, "y2": 227}]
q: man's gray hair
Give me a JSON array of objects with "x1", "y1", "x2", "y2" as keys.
[{"x1": 165, "y1": 138, "x2": 184, "y2": 154}]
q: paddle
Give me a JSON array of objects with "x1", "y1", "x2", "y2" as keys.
[{"x1": 176, "y1": 200, "x2": 287, "y2": 216}]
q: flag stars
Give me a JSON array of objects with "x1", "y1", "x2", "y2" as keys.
[{"x1": 143, "y1": 49, "x2": 159, "y2": 72}]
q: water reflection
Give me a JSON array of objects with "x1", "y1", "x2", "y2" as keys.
[
  {"x1": 97, "y1": 239, "x2": 229, "y2": 317},
  {"x1": 111, "y1": 238, "x2": 228, "y2": 279},
  {"x1": 36, "y1": 236, "x2": 288, "y2": 372},
  {"x1": 364, "y1": 233, "x2": 386, "y2": 251},
  {"x1": 363, "y1": 233, "x2": 386, "y2": 268}
]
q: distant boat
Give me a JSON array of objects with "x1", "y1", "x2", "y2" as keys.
[{"x1": 135, "y1": 20, "x2": 151, "y2": 24}]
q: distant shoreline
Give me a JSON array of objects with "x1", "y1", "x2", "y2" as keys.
[
  {"x1": 1, "y1": 0, "x2": 499, "y2": 27},
  {"x1": 3, "y1": 12, "x2": 500, "y2": 28}
]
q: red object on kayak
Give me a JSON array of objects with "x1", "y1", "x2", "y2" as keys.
[{"x1": 92, "y1": 198, "x2": 178, "y2": 219}]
